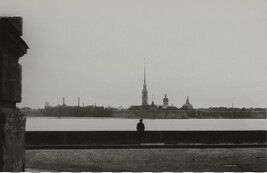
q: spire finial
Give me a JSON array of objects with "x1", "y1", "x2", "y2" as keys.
[
  {"x1": 186, "y1": 96, "x2": 189, "y2": 104},
  {"x1": 144, "y1": 57, "x2": 146, "y2": 83}
]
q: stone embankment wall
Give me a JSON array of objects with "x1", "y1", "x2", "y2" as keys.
[
  {"x1": 250, "y1": 111, "x2": 267, "y2": 118},
  {"x1": 26, "y1": 131, "x2": 267, "y2": 148},
  {"x1": 113, "y1": 110, "x2": 266, "y2": 119},
  {"x1": 113, "y1": 110, "x2": 188, "y2": 119},
  {"x1": 22, "y1": 109, "x2": 266, "y2": 119}
]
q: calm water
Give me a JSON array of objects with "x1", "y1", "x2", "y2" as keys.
[{"x1": 26, "y1": 117, "x2": 267, "y2": 131}]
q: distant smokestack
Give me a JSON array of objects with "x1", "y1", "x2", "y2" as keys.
[
  {"x1": 62, "y1": 97, "x2": 66, "y2": 106},
  {"x1": 45, "y1": 102, "x2": 49, "y2": 109},
  {"x1": 78, "y1": 97, "x2": 80, "y2": 107}
]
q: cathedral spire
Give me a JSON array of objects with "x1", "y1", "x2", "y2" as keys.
[
  {"x1": 142, "y1": 58, "x2": 148, "y2": 105},
  {"x1": 143, "y1": 58, "x2": 146, "y2": 89}
]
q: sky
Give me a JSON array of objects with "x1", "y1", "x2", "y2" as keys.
[{"x1": 1, "y1": 0, "x2": 267, "y2": 109}]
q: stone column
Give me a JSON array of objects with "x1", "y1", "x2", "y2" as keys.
[{"x1": 0, "y1": 17, "x2": 29, "y2": 171}]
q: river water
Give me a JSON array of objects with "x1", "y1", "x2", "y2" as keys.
[{"x1": 26, "y1": 117, "x2": 267, "y2": 131}]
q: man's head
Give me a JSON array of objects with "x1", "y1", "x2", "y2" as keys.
[{"x1": 139, "y1": 119, "x2": 143, "y2": 122}]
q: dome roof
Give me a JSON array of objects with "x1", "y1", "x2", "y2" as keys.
[
  {"x1": 181, "y1": 103, "x2": 193, "y2": 110},
  {"x1": 181, "y1": 96, "x2": 194, "y2": 110}
]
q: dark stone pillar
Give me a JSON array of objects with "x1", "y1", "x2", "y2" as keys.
[{"x1": 0, "y1": 17, "x2": 29, "y2": 171}]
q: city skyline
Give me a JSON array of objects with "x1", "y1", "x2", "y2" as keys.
[
  {"x1": 26, "y1": 60, "x2": 263, "y2": 109},
  {"x1": 1, "y1": 0, "x2": 266, "y2": 109},
  {"x1": 41, "y1": 62, "x2": 196, "y2": 109}
]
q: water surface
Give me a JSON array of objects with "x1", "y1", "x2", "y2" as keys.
[{"x1": 26, "y1": 117, "x2": 267, "y2": 131}]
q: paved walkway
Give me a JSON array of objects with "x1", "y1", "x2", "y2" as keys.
[
  {"x1": 26, "y1": 143, "x2": 267, "y2": 149},
  {"x1": 26, "y1": 148, "x2": 267, "y2": 171}
]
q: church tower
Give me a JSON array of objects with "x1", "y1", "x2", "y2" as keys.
[
  {"x1": 163, "y1": 94, "x2": 169, "y2": 108},
  {"x1": 142, "y1": 61, "x2": 148, "y2": 106}
]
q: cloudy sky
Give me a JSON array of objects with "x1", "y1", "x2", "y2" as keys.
[{"x1": 1, "y1": 0, "x2": 266, "y2": 109}]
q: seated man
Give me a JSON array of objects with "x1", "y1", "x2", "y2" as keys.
[{"x1": 136, "y1": 119, "x2": 145, "y2": 142}]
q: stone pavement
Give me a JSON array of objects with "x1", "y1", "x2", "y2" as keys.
[{"x1": 25, "y1": 148, "x2": 267, "y2": 172}]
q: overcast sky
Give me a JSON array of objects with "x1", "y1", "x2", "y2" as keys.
[{"x1": 1, "y1": 0, "x2": 267, "y2": 109}]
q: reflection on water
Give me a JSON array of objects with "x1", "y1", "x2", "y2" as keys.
[{"x1": 26, "y1": 117, "x2": 267, "y2": 131}]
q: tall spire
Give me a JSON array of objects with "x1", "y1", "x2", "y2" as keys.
[
  {"x1": 142, "y1": 58, "x2": 148, "y2": 105},
  {"x1": 143, "y1": 58, "x2": 146, "y2": 89}
]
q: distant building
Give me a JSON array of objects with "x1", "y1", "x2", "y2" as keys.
[
  {"x1": 166, "y1": 105, "x2": 179, "y2": 110},
  {"x1": 181, "y1": 96, "x2": 194, "y2": 110},
  {"x1": 128, "y1": 61, "x2": 180, "y2": 112},
  {"x1": 117, "y1": 105, "x2": 125, "y2": 110},
  {"x1": 45, "y1": 102, "x2": 49, "y2": 109},
  {"x1": 150, "y1": 101, "x2": 158, "y2": 110},
  {"x1": 163, "y1": 94, "x2": 169, "y2": 108}
]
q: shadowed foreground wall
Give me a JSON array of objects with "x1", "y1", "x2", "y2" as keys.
[{"x1": 0, "y1": 17, "x2": 28, "y2": 171}]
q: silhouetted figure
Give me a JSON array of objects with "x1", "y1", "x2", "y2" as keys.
[{"x1": 136, "y1": 119, "x2": 145, "y2": 143}]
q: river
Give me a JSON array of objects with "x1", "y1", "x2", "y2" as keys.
[{"x1": 26, "y1": 117, "x2": 267, "y2": 131}]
